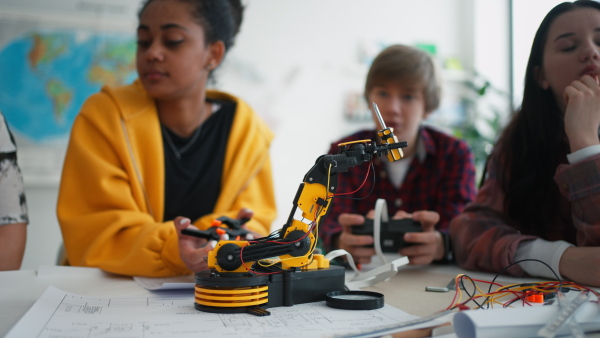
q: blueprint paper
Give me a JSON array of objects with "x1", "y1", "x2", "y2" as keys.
[{"x1": 6, "y1": 286, "x2": 441, "y2": 338}]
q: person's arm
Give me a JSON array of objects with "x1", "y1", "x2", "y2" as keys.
[
  {"x1": 59, "y1": 90, "x2": 278, "y2": 277},
  {"x1": 0, "y1": 223, "x2": 26, "y2": 270},
  {"x1": 553, "y1": 153, "x2": 600, "y2": 286},
  {"x1": 540, "y1": 74, "x2": 600, "y2": 286},
  {"x1": 513, "y1": 238, "x2": 573, "y2": 279},
  {"x1": 395, "y1": 138, "x2": 475, "y2": 265},
  {"x1": 57, "y1": 93, "x2": 191, "y2": 277},
  {"x1": 450, "y1": 168, "x2": 538, "y2": 276},
  {"x1": 0, "y1": 112, "x2": 29, "y2": 271},
  {"x1": 555, "y1": 153, "x2": 600, "y2": 246}
]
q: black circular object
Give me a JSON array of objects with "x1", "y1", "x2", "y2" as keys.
[
  {"x1": 195, "y1": 270, "x2": 267, "y2": 287},
  {"x1": 215, "y1": 243, "x2": 243, "y2": 271},
  {"x1": 283, "y1": 230, "x2": 312, "y2": 257},
  {"x1": 325, "y1": 291, "x2": 384, "y2": 310}
]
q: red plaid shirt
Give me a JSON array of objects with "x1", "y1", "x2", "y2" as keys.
[
  {"x1": 319, "y1": 126, "x2": 476, "y2": 252},
  {"x1": 450, "y1": 151, "x2": 600, "y2": 276}
]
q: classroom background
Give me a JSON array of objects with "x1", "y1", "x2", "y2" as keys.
[{"x1": 0, "y1": 0, "x2": 563, "y2": 270}]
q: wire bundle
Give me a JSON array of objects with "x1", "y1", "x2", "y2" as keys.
[{"x1": 444, "y1": 259, "x2": 600, "y2": 311}]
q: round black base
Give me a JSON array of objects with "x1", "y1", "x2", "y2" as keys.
[
  {"x1": 194, "y1": 303, "x2": 271, "y2": 316},
  {"x1": 195, "y1": 270, "x2": 267, "y2": 288}
]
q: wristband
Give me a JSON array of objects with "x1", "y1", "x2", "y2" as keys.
[{"x1": 433, "y1": 232, "x2": 454, "y2": 264}]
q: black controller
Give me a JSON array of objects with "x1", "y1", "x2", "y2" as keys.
[
  {"x1": 181, "y1": 216, "x2": 251, "y2": 241},
  {"x1": 351, "y1": 218, "x2": 422, "y2": 253}
]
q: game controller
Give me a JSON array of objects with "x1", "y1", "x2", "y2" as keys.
[
  {"x1": 351, "y1": 218, "x2": 422, "y2": 252},
  {"x1": 181, "y1": 216, "x2": 251, "y2": 241}
]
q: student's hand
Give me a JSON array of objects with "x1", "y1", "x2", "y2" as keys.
[
  {"x1": 174, "y1": 216, "x2": 225, "y2": 272},
  {"x1": 337, "y1": 212, "x2": 375, "y2": 266},
  {"x1": 563, "y1": 74, "x2": 600, "y2": 152},
  {"x1": 237, "y1": 208, "x2": 260, "y2": 240},
  {"x1": 395, "y1": 210, "x2": 444, "y2": 265},
  {"x1": 559, "y1": 246, "x2": 600, "y2": 287}
]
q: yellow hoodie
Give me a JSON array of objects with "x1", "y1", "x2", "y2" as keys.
[{"x1": 57, "y1": 81, "x2": 276, "y2": 277}]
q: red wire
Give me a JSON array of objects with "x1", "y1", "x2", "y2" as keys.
[
  {"x1": 446, "y1": 276, "x2": 526, "y2": 310},
  {"x1": 330, "y1": 160, "x2": 373, "y2": 197},
  {"x1": 238, "y1": 208, "x2": 319, "y2": 275}
]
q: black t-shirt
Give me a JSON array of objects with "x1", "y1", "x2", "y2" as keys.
[{"x1": 162, "y1": 100, "x2": 236, "y2": 222}]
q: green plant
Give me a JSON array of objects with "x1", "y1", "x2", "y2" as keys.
[{"x1": 452, "y1": 73, "x2": 510, "y2": 183}]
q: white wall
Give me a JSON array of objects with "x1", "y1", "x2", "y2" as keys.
[
  {"x1": 512, "y1": 0, "x2": 566, "y2": 107},
  {"x1": 218, "y1": 0, "x2": 477, "y2": 230},
  {"x1": 6, "y1": 0, "x2": 514, "y2": 270}
]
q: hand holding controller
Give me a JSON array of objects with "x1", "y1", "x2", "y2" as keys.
[
  {"x1": 181, "y1": 216, "x2": 251, "y2": 241},
  {"x1": 174, "y1": 209, "x2": 255, "y2": 272},
  {"x1": 351, "y1": 218, "x2": 422, "y2": 253}
]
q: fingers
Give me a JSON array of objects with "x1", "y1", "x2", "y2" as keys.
[
  {"x1": 337, "y1": 215, "x2": 375, "y2": 264},
  {"x1": 338, "y1": 213, "x2": 373, "y2": 248},
  {"x1": 399, "y1": 242, "x2": 435, "y2": 265},
  {"x1": 339, "y1": 231, "x2": 373, "y2": 247},
  {"x1": 403, "y1": 230, "x2": 439, "y2": 246},
  {"x1": 564, "y1": 75, "x2": 600, "y2": 104},
  {"x1": 237, "y1": 208, "x2": 253, "y2": 220},
  {"x1": 580, "y1": 74, "x2": 600, "y2": 87},
  {"x1": 338, "y1": 213, "x2": 365, "y2": 228},
  {"x1": 177, "y1": 222, "x2": 229, "y2": 272},
  {"x1": 563, "y1": 75, "x2": 600, "y2": 151},
  {"x1": 400, "y1": 231, "x2": 444, "y2": 264},
  {"x1": 181, "y1": 246, "x2": 211, "y2": 271},
  {"x1": 411, "y1": 210, "x2": 440, "y2": 232},
  {"x1": 173, "y1": 217, "x2": 191, "y2": 231},
  {"x1": 208, "y1": 232, "x2": 229, "y2": 249},
  {"x1": 392, "y1": 210, "x2": 411, "y2": 219}
]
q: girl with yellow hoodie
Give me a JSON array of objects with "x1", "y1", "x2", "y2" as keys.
[{"x1": 57, "y1": 0, "x2": 276, "y2": 277}]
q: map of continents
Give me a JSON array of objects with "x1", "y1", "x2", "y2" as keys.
[{"x1": 0, "y1": 31, "x2": 137, "y2": 144}]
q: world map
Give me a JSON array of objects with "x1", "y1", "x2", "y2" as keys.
[{"x1": 0, "y1": 30, "x2": 137, "y2": 144}]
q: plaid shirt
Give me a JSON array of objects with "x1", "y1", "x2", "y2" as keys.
[
  {"x1": 450, "y1": 151, "x2": 600, "y2": 276},
  {"x1": 319, "y1": 126, "x2": 476, "y2": 252}
]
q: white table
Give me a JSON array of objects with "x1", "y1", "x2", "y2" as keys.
[{"x1": 1, "y1": 264, "x2": 598, "y2": 337}]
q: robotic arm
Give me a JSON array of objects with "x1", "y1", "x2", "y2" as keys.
[
  {"x1": 188, "y1": 103, "x2": 408, "y2": 315},
  {"x1": 208, "y1": 139, "x2": 407, "y2": 273}
]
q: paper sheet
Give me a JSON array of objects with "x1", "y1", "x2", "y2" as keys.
[
  {"x1": 453, "y1": 301, "x2": 600, "y2": 338},
  {"x1": 133, "y1": 275, "x2": 195, "y2": 290},
  {"x1": 7, "y1": 286, "x2": 445, "y2": 338}
]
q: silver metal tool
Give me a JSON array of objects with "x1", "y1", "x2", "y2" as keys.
[{"x1": 372, "y1": 102, "x2": 386, "y2": 130}]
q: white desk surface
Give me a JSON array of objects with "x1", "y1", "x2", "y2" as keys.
[{"x1": 1, "y1": 264, "x2": 598, "y2": 337}]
